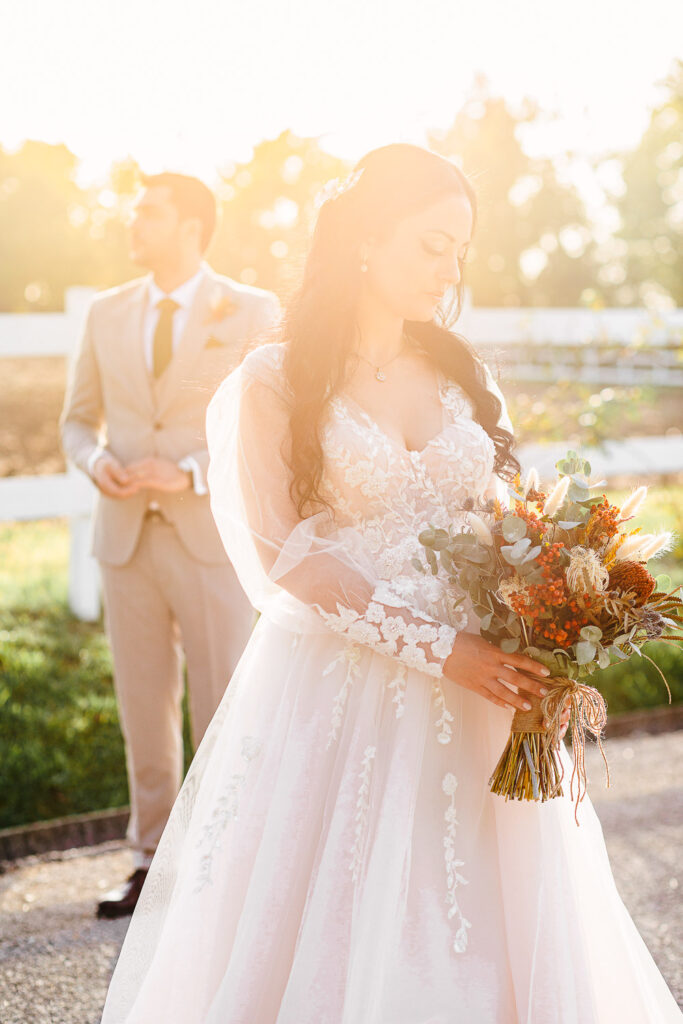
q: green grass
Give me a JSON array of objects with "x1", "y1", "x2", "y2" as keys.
[
  {"x1": 0, "y1": 487, "x2": 682, "y2": 828},
  {"x1": 0, "y1": 519, "x2": 194, "y2": 829}
]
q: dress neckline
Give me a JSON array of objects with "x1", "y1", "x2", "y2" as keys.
[{"x1": 333, "y1": 372, "x2": 464, "y2": 458}]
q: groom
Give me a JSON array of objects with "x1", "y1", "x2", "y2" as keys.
[{"x1": 61, "y1": 172, "x2": 280, "y2": 917}]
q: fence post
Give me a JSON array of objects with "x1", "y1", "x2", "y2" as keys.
[
  {"x1": 64, "y1": 463, "x2": 100, "y2": 622},
  {"x1": 67, "y1": 513, "x2": 100, "y2": 622}
]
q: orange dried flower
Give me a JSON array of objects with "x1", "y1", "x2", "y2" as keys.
[{"x1": 607, "y1": 560, "x2": 657, "y2": 606}]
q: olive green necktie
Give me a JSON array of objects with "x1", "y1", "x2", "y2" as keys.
[{"x1": 152, "y1": 298, "x2": 180, "y2": 378}]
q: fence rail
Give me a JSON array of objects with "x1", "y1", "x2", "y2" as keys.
[{"x1": 1, "y1": 289, "x2": 681, "y2": 621}]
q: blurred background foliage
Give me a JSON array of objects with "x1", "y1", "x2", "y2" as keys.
[{"x1": 1, "y1": 65, "x2": 682, "y2": 312}]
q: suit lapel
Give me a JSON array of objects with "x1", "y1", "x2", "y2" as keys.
[
  {"x1": 154, "y1": 271, "x2": 217, "y2": 415},
  {"x1": 121, "y1": 275, "x2": 154, "y2": 414}
]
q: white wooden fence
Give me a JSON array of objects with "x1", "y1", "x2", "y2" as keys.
[{"x1": 1, "y1": 287, "x2": 681, "y2": 621}]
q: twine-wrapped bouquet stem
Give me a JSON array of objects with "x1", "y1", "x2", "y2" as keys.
[{"x1": 488, "y1": 675, "x2": 610, "y2": 823}]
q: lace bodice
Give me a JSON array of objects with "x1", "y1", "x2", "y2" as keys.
[{"x1": 206, "y1": 343, "x2": 512, "y2": 682}]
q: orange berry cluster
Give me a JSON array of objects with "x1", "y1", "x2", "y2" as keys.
[
  {"x1": 538, "y1": 539, "x2": 564, "y2": 567},
  {"x1": 506, "y1": 539, "x2": 593, "y2": 649},
  {"x1": 513, "y1": 501, "x2": 549, "y2": 536},
  {"x1": 586, "y1": 494, "x2": 620, "y2": 543}
]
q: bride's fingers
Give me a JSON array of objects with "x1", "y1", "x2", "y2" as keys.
[
  {"x1": 491, "y1": 678, "x2": 532, "y2": 712},
  {"x1": 498, "y1": 669, "x2": 549, "y2": 700},
  {"x1": 481, "y1": 688, "x2": 515, "y2": 711}
]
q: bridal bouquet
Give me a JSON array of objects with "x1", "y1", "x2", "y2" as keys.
[{"x1": 416, "y1": 450, "x2": 683, "y2": 819}]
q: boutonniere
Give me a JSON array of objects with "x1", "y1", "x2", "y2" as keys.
[{"x1": 204, "y1": 289, "x2": 238, "y2": 325}]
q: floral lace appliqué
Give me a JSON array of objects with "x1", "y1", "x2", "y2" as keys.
[
  {"x1": 387, "y1": 663, "x2": 407, "y2": 718},
  {"x1": 349, "y1": 744, "x2": 377, "y2": 882},
  {"x1": 442, "y1": 773, "x2": 471, "y2": 953},
  {"x1": 317, "y1": 584, "x2": 457, "y2": 680},
  {"x1": 432, "y1": 679, "x2": 455, "y2": 744},
  {"x1": 194, "y1": 734, "x2": 263, "y2": 892},
  {"x1": 324, "y1": 644, "x2": 363, "y2": 748}
]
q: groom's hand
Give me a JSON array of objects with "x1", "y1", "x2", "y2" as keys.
[
  {"x1": 126, "y1": 457, "x2": 192, "y2": 493},
  {"x1": 92, "y1": 455, "x2": 139, "y2": 499}
]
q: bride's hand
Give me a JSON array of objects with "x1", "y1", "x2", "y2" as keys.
[{"x1": 442, "y1": 632, "x2": 551, "y2": 713}]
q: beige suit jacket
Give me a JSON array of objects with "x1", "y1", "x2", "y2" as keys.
[{"x1": 61, "y1": 266, "x2": 281, "y2": 566}]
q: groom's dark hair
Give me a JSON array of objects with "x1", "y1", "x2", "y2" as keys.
[{"x1": 141, "y1": 172, "x2": 217, "y2": 251}]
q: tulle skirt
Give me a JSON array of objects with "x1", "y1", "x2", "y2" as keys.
[{"x1": 100, "y1": 615, "x2": 682, "y2": 1023}]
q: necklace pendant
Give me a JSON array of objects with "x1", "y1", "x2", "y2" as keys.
[{"x1": 375, "y1": 369, "x2": 386, "y2": 382}]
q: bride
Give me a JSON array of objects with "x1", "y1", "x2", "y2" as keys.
[{"x1": 100, "y1": 143, "x2": 681, "y2": 1023}]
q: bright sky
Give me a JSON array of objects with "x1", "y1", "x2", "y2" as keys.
[{"x1": 2, "y1": 0, "x2": 681, "y2": 192}]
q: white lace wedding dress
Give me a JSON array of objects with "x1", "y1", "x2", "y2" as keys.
[{"x1": 101, "y1": 343, "x2": 681, "y2": 1023}]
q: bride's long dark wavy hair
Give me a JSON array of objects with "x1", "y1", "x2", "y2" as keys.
[{"x1": 280, "y1": 142, "x2": 520, "y2": 517}]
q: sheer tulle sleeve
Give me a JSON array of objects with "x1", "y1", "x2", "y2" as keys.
[
  {"x1": 205, "y1": 344, "x2": 459, "y2": 678},
  {"x1": 482, "y1": 361, "x2": 514, "y2": 512}
]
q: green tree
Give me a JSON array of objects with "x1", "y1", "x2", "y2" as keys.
[
  {"x1": 207, "y1": 130, "x2": 349, "y2": 295},
  {"x1": 0, "y1": 141, "x2": 88, "y2": 311},
  {"x1": 430, "y1": 76, "x2": 600, "y2": 307},
  {"x1": 612, "y1": 59, "x2": 683, "y2": 306}
]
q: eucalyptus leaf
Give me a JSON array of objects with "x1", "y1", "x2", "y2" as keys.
[
  {"x1": 418, "y1": 529, "x2": 435, "y2": 547},
  {"x1": 431, "y1": 529, "x2": 450, "y2": 551},
  {"x1": 575, "y1": 640, "x2": 596, "y2": 664},
  {"x1": 463, "y1": 549, "x2": 490, "y2": 565},
  {"x1": 655, "y1": 574, "x2": 672, "y2": 593},
  {"x1": 568, "y1": 484, "x2": 588, "y2": 503},
  {"x1": 502, "y1": 515, "x2": 527, "y2": 542},
  {"x1": 579, "y1": 625, "x2": 602, "y2": 642},
  {"x1": 597, "y1": 646, "x2": 611, "y2": 669},
  {"x1": 557, "y1": 521, "x2": 583, "y2": 529},
  {"x1": 510, "y1": 537, "x2": 531, "y2": 554},
  {"x1": 500, "y1": 637, "x2": 520, "y2": 653},
  {"x1": 501, "y1": 547, "x2": 523, "y2": 566}
]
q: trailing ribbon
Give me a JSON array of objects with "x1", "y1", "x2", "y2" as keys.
[{"x1": 511, "y1": 676, "x2": 610, "y2": 824}]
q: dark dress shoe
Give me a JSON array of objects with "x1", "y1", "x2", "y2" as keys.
[{"x1": 97, "y1": 868, "x2": 148, "y2": 919}]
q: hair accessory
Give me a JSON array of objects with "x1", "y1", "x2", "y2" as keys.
[{"x1": 314, "y1": 167, "x2": 365, "y2": 210}]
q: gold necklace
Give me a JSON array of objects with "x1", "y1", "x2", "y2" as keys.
[{"x1": 355, "y1": 333, "x2": 410, "y2": 382}]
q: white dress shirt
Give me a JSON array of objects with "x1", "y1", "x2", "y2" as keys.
[
  {"x1": 143, "y1": 264, "x2": 206, "y2": 373},
  {"x1": 87, "y1": 263, "x2": 209, "y2": 497}
]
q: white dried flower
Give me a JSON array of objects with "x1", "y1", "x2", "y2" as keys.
[
  {"x1": 541, "y1": 475, "x2": 571, "y2": 517},
  {"x1": 613, "y1": 533, "x2": 652, "y2": 562},
  {"x1": 566, "y1": 546, "x2": 609, "y2": 593},
  {"x1": 467, "y1": 511, "x2": 494, "y2": 546},
  {"x1": 636, "y1": 531, "x2": 674, "y2": 561},
  {"x1": 522, "y1": 466, "x2": 540, "y2": 497},
  {"x1": 619, "y1": 485, "x2": 648, "y2": 520}
]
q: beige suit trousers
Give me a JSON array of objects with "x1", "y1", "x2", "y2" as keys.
[{"x1": 99, "y1": 512, "x2": 255, "y2": 864}]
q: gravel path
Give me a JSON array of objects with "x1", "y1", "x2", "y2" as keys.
[{"x1": 1, "y1": 731, "x2": 681, "y2": 1023}]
